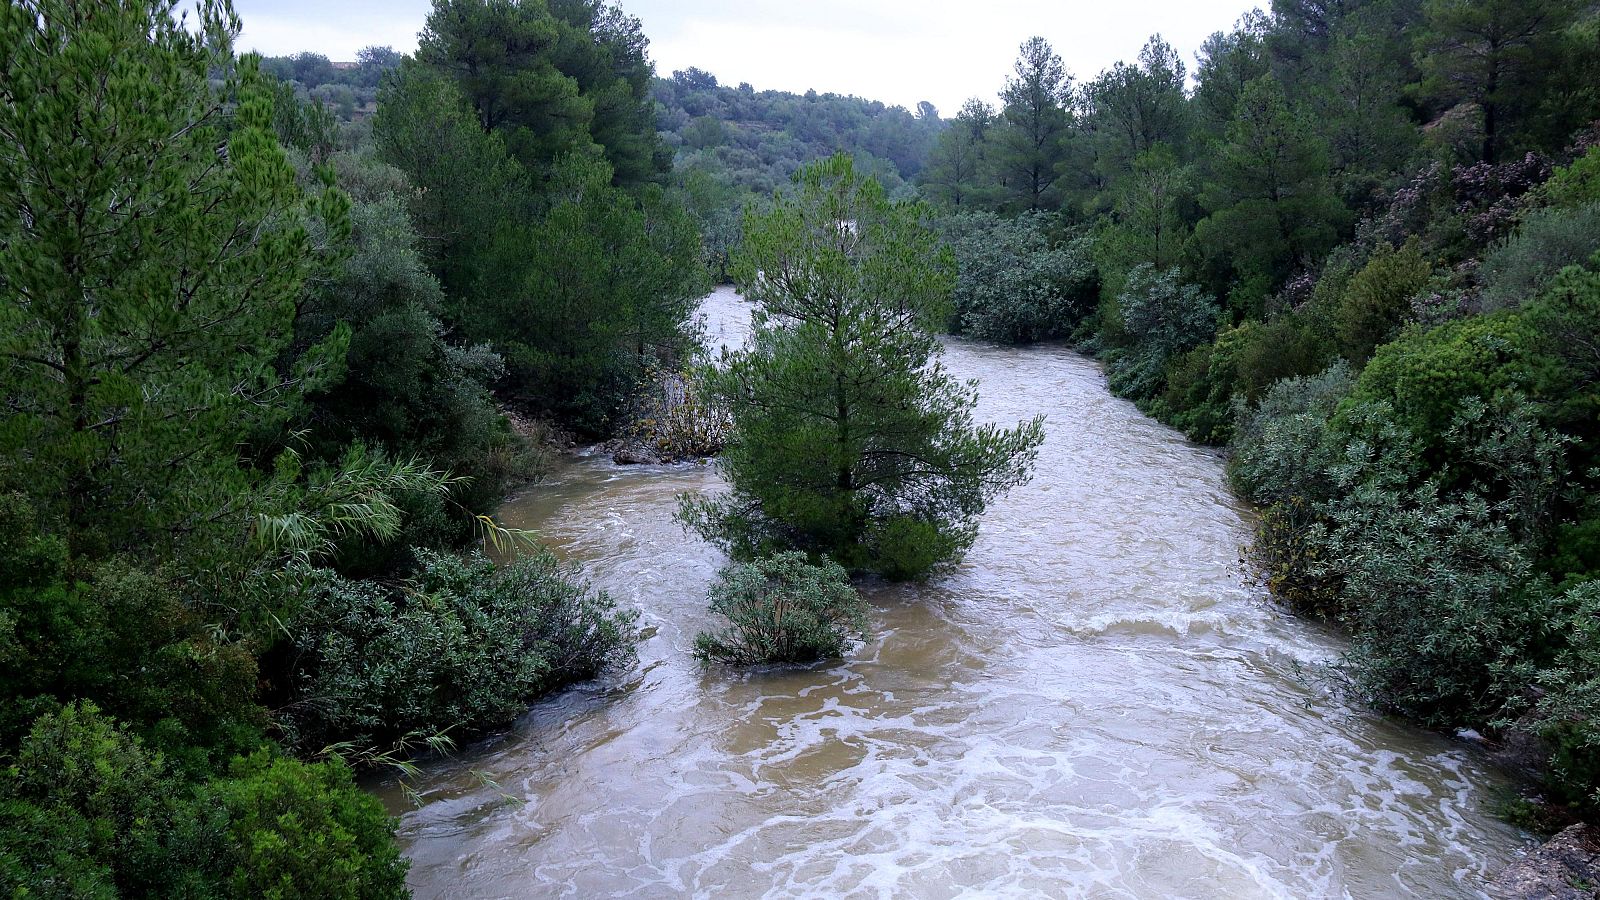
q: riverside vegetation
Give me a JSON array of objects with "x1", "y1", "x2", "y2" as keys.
[
  {"x1": 911, "y1": 0, "x2": 1600, "y2": 828},
  {"x1": 3, "y1": 0, "x2": 1600, "y2": 893}
]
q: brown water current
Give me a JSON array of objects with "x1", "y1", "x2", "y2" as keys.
[{"x1": 378, "y1": 286, "x2": 1530, "y2": 898}]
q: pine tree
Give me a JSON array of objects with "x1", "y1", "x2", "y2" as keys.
[
  {"x1": 0, "y1": 0, "x2": 350, "y2": 557},
  {"x1": 680, "y1": 156, "x2": 1043, "y2": 579}
]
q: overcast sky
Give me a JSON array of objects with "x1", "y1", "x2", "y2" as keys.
[{"x1": 233, "y1": 0, "x2": 1262, "y2": 114}]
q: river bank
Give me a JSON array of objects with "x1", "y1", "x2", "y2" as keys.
[{"x1": 373, "y1": 288, "x2": 1536, "y2": 898}]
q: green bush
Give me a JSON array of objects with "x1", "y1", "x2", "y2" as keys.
[
  {"x1": 1333, "y1": 483, "x2": 1551, "y2": 724},
  {"x1": 1534, "y1": 581, "x2": 1600, "y2": 812},
  {"x1": 0, "y1": 704, "x2": 407, "y2": 899},
  {"x1": 1478, "y1": 202, "x2": 1600, "y2": 311},
  {"x1": 0, "y1": 496, "x2": 261, "y2": 767},
  {"x1": 694, "y1": 552, "x2": 871, "y2": 665},
  {"x1": 1539, "y1": 145, "x2": 1600, "y2": 209},
  {"x1": 1333, "y1": 241, "x2": 1432, "y2": 364},
  {"x1": 282, "y1": 548, "x2": 637, "y2": 750},
  {"x1": 1228, "y1": 362, "x2": 1354, "y2": 507},
  {"x1": 1104, "y1": 265, "x2": 1220, "y2": 402},
  {"x1": 202, "y1": 752, "x2": 409, "y2": 899},
  {"x1": 1342, "y1": 313, "x2": 1531, "y2": 447},
  {"x1": 940, "y1": 211, "x2": 1098, "y2": 343}
]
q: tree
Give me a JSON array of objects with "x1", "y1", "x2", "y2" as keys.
[
  {"x1": 1094, "y1": 144, "x2": 1193, "y2": 296},
  {"x1": 475, "y1": 156, "x2": 707, "y2": 433},
  {"x1": 1083, "y1": 36, "x2": 1190, "y2": 184},
  {"x1": 679, "y1": 156, "x2": 1043, "y2": 579},
  {"x1": 0, "y1": 0, "x2": 349, "y2": 558},
  {"x1": 1192, "y1": 13, "x2": 1272, "y2": 140},
  {"x1": 921, "y1": 98, "x2": 993, "y2": 208},
  {"x1": 1415, "y1": 0, "x2": 1585, "y2": 163},
  {"x1": 1192, "y1": 75, "x2": 1347, "y2": 298},
  {"x1": 415, "y1": 0, "x2": 667, "y2": 185},
  {"x1": 991, "y1": 37, "x2": 1074, "y2": 211},
  {"x1": 1312, "y1": 13, "x2": 1419, "y2": 202}
]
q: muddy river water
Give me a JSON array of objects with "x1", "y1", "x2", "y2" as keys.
[{"x1": 379, "y1": 287, "x2": 1528, "y2": 898}]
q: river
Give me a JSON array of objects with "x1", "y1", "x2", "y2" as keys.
[{"x1": 379, "y1": 286, "x2": 1528, "y2": 898}]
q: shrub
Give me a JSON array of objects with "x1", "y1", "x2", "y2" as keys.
[
  {"x1": 940, "y1": 212, "x2": 1098, "y2": 343},
  {"x1": 1104, "y1": 265, "x2": 1220, "y2": 402},
  {"x1": 1343, "y1": 313, "x2": 1531, "y2": 446},
  {"x1": 281, "y1": 549, "x2": 637, "y2": 751},
  {"x1": 0, "y1": 704, "x2": 406, "y2": 899},
  {"x1": 1477, "y1": 202, "x2": 1600, "y2": 311},
  {"x1": 202, "y1": 752, "x2": 409, "y2": 900},
  {"x1": 694, "y1": 552, "x2": 870, "y2": 665},
  {"x1": 1229, "y1": 362, "x2": 1354, "y2": 506},
  {"x1": 1332, "y1": 483, "x2": 1551, "y2": 725},
  {"x1": 619, "y1": 365, "x2": 732, "y2": 462},
  {"x1": 1534, "y1": 581, "x2": 1600, "y2": 812},
  {"x1": 1538, "y1": 145, "x2": 1600, "y2": 209},
  {"x1": 0, "y1": 496, "x2": 261, "y2": 765},
  {"x1": 1333, "y1": 241, "x2": 1432, "y2": 363}
]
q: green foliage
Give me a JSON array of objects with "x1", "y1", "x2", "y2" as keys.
[
  {"x1": 1103, "y1": 265, "x2": 1220, "y2": 402},
  {"x1": 921, "y1": 99, "x2": 995, "y2": 210},
  {"x1": 680, "y1": 155, "x2": 1043, "y2": 579},
  {"x1": 415, "y1": 0, "x2": 666, "y2": 185},
  {"x1": 1533, "y1": 581, "x2": 1600, "y2": 810},
  {"x1": 480, "y1": 155, "x2": 708, "y2": 433},
  {"x1": 1415, "y1": 0, "x2": 1590, "y2": 163},
  {"x1": 940, "y1": 212, "x2": 1098, "y2": 343},
  {"x1": 693, "y1": 552, "x2": 870, "y2": 665},
  {"x1": 1333, "y1": 241, "x2": 1433, "y2": 363},
  {"x1": 990, "y1": 37, "x2": 1074, "y2": 211},
  {"x1": 1229, "y1": 363, "x2": 1355, "y2": 507},
  {"x1": 1343, "y1": 313, "x2": 1531, "y2": 446},
  {"x1": 1477, "y1": 202, "x2": 1600, "y2": 311},
  {"x1": 0, "y1": 0, "x2": 350, "y2": 558},
  {"x1": 281, "y1": 549, "x2": 636, "y2": 751},
  {"x1": 0, "y1": 703, "x2": 407, "y2": 899},
  {"x1": 1191, "y1": 75, "x2": 1347, "y2": 294},
  {"x1": 201, "y1": 751, "x2": 409, "y2": 899},
  {"x1": 1540, "y1": 146, "x2": 1600, "y2": 209},
  {"x1": 654, "y1": 68, "x2": 941, "y2": 202}
]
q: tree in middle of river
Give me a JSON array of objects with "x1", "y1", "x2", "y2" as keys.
[{"x1": 679, "y1": 154, "x2": 1045, "y2": 580}]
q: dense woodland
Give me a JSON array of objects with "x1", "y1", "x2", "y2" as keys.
[{"x1": 3, "y1": 0, "x2": 1600, "y2": 893}]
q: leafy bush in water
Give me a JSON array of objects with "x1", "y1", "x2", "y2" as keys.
[
  {"x1": 1229, "y1": 363, "x2": 1355, "y2": 507},
  {"x1": 940, "y1": 211, "x2": 1098, "y2": 343},
  {"x1": 1534, "y1": 581, "x2": 1600, "y2": 810},
  {"x1": 694, "y1": 552, "x2": 870, "y2": 665},
  {"x1": 1104, "y1": 265, "x2": 1219, "y2": 402},
  {"x1": 1477, "y1": 202, "x2": 1600, "y2": 311},
  {"x1": 0, "y1": 702, "x2": 408, "y2": 899},
  {"x1": 282, "y1": 549, "x2": 636, "y2": 750}
]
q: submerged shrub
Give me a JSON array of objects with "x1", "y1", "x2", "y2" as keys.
[
  {"x1": 282, "y1": 549, "x2": 637, "y2": 750},
  {"x1": 1104, "y1": 264, "x2": 1220, "y2": 402},
  {"x1": 694, "y1": 552, "x2": 870, "y2": 665},
  {"x1": 940, "y1": 211, "x2": 1098, "y2": 343}
]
